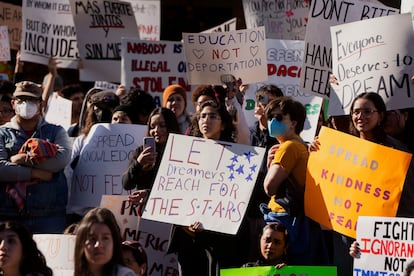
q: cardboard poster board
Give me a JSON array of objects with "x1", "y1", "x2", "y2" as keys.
[
  {"x1": 142, "y1": 134, "x2": 265, "y2": 235},
  {"x1": 0, "y1": 2, "x2": 22, "y2": 50}
]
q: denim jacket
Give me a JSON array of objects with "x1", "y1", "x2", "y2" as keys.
[{"x1": 0, "y1": 117, "x2": 72, "y2": 217}]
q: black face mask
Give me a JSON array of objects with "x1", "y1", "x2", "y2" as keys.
[{"x1": 93, "y1": 108, "x2": 112, "y2": 122}]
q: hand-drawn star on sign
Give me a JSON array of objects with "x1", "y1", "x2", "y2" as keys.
[{"x1": 225, "y1": 151, "x2": 257, "y2": 183}]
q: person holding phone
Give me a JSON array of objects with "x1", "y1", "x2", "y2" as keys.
[{"x1": 122, "y1": 107, "x2": 180, "y2": 207}]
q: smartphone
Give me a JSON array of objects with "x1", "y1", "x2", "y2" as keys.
[{"x1": 143, "y1": 137, "x2": 156, "y2": 153}]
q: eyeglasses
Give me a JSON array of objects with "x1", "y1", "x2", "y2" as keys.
[
  {"x1": 199, "y1": 112, "x2": 220, "y2": 120},
  {"x1": 351, "y1": 109, "x2": 378, "y2": 117},
  {"x1": 270, "y1": 113, "x2": 284, "y2": 122},
  {"x1": 0, "y1": 109, "x2": 13, "y2": 115},
  {"x1": 14, "y1": 98, "x2": 41, "y2": 104}
]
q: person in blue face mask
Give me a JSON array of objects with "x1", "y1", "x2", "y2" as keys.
[{"x1": 260, "y1": 96, "x2": 329, "y2": 266}]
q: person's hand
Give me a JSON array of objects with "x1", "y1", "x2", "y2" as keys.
[
  {"x1": 349, "y1": 241, "x2": 361, "y2": 258},
  {"x1": 137, "y1": 146, "x2": 157, "y2": 169},
  {"x1": 275, "y1": 263, "x2": 286, "y2": 269},
  {"x1": 188, "y1": 221, "x2": 204, "y2": 233},
  {"x1": 308, "y1": 136, "x2": 321, "y2": 152},
  {"x1": 128, "y1": 190, "x2": 149, "y2": 206},
  {"x1": 329, "y1": 74, "x2": 339, "y2": 85},
  {"x1": 47, "y1": 57, "x2": 61, "y2": 75},
  {"x1": 31, "y1": 168, "x2": 53, "y2": 181},
  {"x1": 10, "y1": 153, "x2": 28, "y2": 165},
  {"x1": 267, "y1": 144, "x2": 280, "y2": 169}
]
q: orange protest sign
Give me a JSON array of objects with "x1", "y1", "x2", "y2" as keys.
[{"x1": 305, "y1": 127, "x2": 412, "y2": 238}]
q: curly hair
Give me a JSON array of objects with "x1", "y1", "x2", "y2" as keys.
[
  {"x1": 74, "y1": 207, "x2": 124, "y2": 276},
  {"x1": 0, "y1": 221, "x2": 53, "y2": 276}
]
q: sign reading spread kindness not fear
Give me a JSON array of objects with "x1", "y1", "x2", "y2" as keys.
[
  {"x1": 141, "y1": 134, "x2": 265, "y2": 235},
  {"x1": 305, "y1": 127, "x2": 412, "y2": 238}
]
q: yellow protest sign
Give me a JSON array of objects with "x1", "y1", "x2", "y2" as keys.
[{"x1": 305, "y1": 127, "x2": 412, "y2": 238}]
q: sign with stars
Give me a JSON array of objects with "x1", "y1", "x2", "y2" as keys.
[{"x1": 141, "y1": 134, "x2": 266, "y2": 235}]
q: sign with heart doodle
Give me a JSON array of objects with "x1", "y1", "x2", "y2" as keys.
[{"x1": 182, "y1": 26, "x2": 267, "y2": 85}]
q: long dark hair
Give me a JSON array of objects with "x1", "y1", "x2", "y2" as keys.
[
  {"x1": 0, "y1": 221, "x2": 53, "y2": 276},
  {"x1": 191, "y1": 100, "x2": 235, "y2": 142},
  {"x1": 74, "y1": 207, "x2": 124, "y2": 276},
  {"x1": 349, "y1": 92, "x2": 387, "y2": 143},
  {"x1": 146, "y1": 107, "x2": 180, "y2": 143}
]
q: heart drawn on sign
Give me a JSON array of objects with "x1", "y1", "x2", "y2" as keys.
[
  {"x1": 192, "y1": 49, "x2": 205, "y2": 59},
  {"x1": 250, "y1": 46, "x2": 259, "y2": 57}
]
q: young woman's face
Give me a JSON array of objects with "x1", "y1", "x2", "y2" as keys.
[
  {"x1": 166, "y1": 93, "x2": 185, "y2": 118},
  {"x1": 198, "y1": 106, "x2": 223, "y2": 140},
  {"x1": 149, "y1": 114, "x2": 168, "y2": 144},
  {"x1": 351, "y1": 98, "x2": 381, "y2": 136},
  {"x1": 0, "y1": 230, "x2": 23, "y2": 273},
  {"x1": 260, "y1": 228, "x2": 286, "y2": 263},
  {"x1": 195, "y1": 95, "x2": 214, "y2": 113},
  {"x1": 84, "y1": 223, "x2": 113, "y2": 271},
  {"x1": 122, "y1": 248, "x2": 146, "y2": 276}
]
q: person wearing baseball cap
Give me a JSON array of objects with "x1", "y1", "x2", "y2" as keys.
[{"x1": 0, "y1": 81, "x2": 72, "y2": 233}]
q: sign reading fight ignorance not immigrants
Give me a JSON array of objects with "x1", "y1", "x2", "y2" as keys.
[
  {"x1": 182, "y1": 26, "x2": 267, "y2": 85},
  {"x1": 328, "y1": 13, "x2": 414, "y2": 116},
  {"x1": 221, "y1": 265, "x2": 337, "y2": 276},
  {"x1": 353, "y1": 216, "x2": 414, "y2": 276},
  {"x1": 21, "y1": 0, "x2": 79, "y2": 68},
  {"x1": 305, "y1": 127, "x2": 412, "y2": 238},
  {"x1": 121, "y1": 38, "x2": 190, "y2": 107},
  {"x1": 299, "y1": 0, "x2": 397, "y2": 98},
  {"x1": 70, "y1": 0, "x2": 139, "y2": 82},
  {"x1": 69, "y1": 123, "x2": 146, "y2": 211},
  {"x1": 141, "y1": 134, "x2": 265, "y2": 235},
  {"x1": 242, "y1": 0, "x2": 309, "y2": 40}
]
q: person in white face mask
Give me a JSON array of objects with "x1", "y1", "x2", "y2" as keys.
[{"x1": 0, "y1": 81, "x2": 72, "y2": 234}]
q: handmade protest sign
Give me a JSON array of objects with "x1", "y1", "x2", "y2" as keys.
[
  {"x1": 100, "y1": 195, "x2": 179, "y2": 275},
  {"x1": 299, "y1": 0, "x2": 398, "y2": 98},
  {"x1": 400, "y1": 0, "x2": 414, "y2": 14},
  {"x1": 45, "y1": 94, "x2": 72, "y2": 130},
  {"x1": 328, "y1": 13, "x2": 414, "y2": 116},
  {"x1": 70, "y1": 0, "x2": 139, "y2": 82},
  {"x1": 353, "y1": 216, "x2": 414, "y2": 276},
  {"x1": 21, "y1": 0, "x2": 79, "y2": 68},
  {"x1": 34, "y1": 234, "x2": 75, "y2": 276},
  {"x1": 242, "y1": 0, "x2": 309, "y2": 40},
  {"x1": 141, "y1": 134, "x2": 265, "y2": 235},
  {"x1": 68, "y1": 123, "x2": 146, "y2": 212},
  {"x1": 100, "y1": 195, "x2": 140, "y2": 241},
  {"x1": 242, "y1": 39, "x2": 322, "y2": 142},
  {"x1": 94, "y1": 80, "x2": 118, "y2": 92},
  {"x1": 0, "y1": 2, "x2": 21, "y2": 50},
  {"x1": 305, "y1": 127, "x2": 412, "y2": 238},
  {"x1": 121, "y1": 38, "x2": 191, "y2": 107},
  {"x1": 221, "y1": 265, "x2": 337, "y2": 276},
  {"x1": 0, "y1": 26, "x2": 10, "y2": 61},
  {"x1": 124, "y1": 0, "x2": 160, "y2": 41},
  {"x1": 202, "y1": 18, "x2": 237, "y2": 33},
  {"x1": 137, "y1": 219, "x2": 179, "y2": 275},
  {"x1": 182, "y1": 26, "x2": 267, "y2": 85}
]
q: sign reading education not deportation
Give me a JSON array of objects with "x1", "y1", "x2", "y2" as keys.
[
  {"x1": 141, "y1": 134, "x2": 265, "y2": 235},
  {"x1": 354, "y1": 216, "x2": 414, "y2": 276},
  {"x1": 328, "y1": 13, "x2": 414, "y2": 115},
  {"x1": 305, "y1": 127, "x2": 412, "y2": 238},
  {"x1": 182, "y1": 26, "x2": 267, "y2": 85}
]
